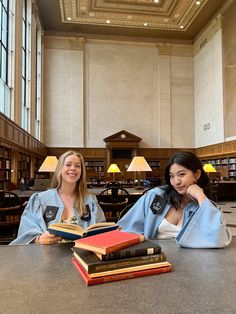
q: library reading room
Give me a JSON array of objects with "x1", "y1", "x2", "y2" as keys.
[{"x1": 1, "y1": 0, "x2": 236, "y2": 313}]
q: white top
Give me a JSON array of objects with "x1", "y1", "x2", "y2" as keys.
[{"x1": 157, "y1": 218, "x2": 181, "y2": 239}]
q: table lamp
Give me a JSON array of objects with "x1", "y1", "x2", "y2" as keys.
[
  {"x1": 127, "y1": 156, "x2": 152, "y2": 189},
  {"x1": 107, "y1": 163, "x2": 121, "y2": 182},
  {"x1": 38, "y1": 156, "x2": 58, "y2": 178},
  {"x1": 203, "y1": 163, "x2": 217, "y2": 173},
  {"x1": 203, "y1": 163, "x2": 217, "y2": 181}
]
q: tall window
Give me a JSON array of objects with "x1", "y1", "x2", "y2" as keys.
[
  {"x1": 0, "y1": 0, "x2": 10, "y2": 115},
  {"x1": 0, "y1": 0, "x2": 8, "y2": 83},
  {"x1": 35, "y1": 27, "x2": 41, "y2": 139},
  {"x1": 21, "y1": 0, "x2": 28, "y2": 130}
]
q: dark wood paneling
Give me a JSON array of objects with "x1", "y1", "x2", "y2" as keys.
[{"x1": 0, "y1": 112, "x2": 47, "y2": 157}]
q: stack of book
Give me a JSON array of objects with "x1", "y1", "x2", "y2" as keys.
[{"x1": 71, "y1": 229, "x2": 172, "y2": 285}]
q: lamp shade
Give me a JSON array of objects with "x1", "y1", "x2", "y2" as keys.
[
  {"x1": 127, "y1": 156, "x2": 152, "y2": 172},
  {"x1": 203, "y1": 163, "x2": 217, "y2": 173},
  {"x1": 107, "y1": 163, "x2": 121, "y2": 173},
  {"x1": 38, "y1": 156, "x2": 58, "y2": 172}
]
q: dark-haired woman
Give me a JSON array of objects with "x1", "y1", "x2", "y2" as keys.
[{"x1": 118, "y1": 151, "x2": 231, "y2": 248}]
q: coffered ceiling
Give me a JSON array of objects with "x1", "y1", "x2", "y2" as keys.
[{"x1": 36, "y1": 0, "x2": 227, "y2": 41}]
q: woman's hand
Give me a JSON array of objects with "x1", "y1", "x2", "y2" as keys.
[
  {"x1": 35, "y1": 231, "x2": 62, "y2": 244},
  {"x1": 186, "y1": 184, "x2": 206, "y2": 205}
]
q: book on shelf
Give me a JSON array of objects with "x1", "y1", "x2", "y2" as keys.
[
  {"x1": 95, "y1": 239, "x2": 162, "y2": 261},
  {"x1": 72, "y1": 256, "x2": 172, "y2": 286},
  {"x1": 48, "y1": 222, "x2": 118, "y2": 240},
  {"x1": 72, "y1": 246, "x2": 166, "y2": 274},
  {"x1": 74, "y1": 229, "x2": 145, "y2": 255}
]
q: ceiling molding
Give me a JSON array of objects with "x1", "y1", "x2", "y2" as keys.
[
  {"x1": 60, "y1": 0, "x2": 207, "y2": 31},
  {"x1": 36, "y1": 0, "x2": 227, "y2": 40}
]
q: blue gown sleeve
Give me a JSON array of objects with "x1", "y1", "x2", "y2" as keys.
[
  {"x1": 87, "y1": 195, "x2": 106, "y2": 223},
  {"x1": 176, "y1": 198, "x2": 232, "y2": 248},
  {"x1": 9, "y1": 193, "x2": 48, "y2": 245},
  {"x1": 118, "y1": 195, "x2": 146, "y2": 234}
]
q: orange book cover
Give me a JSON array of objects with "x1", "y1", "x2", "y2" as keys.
[
  {"x1": 72, "y1": 257, "x2": 172, "y2": 286},
  {"x1": 73, "y1": 230, "x2": 145, "y2": 255}
]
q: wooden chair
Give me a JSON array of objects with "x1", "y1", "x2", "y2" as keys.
[
  {"x1": 118, "y1": 202, "x2": 135, "y2": 221},
  {"x1": 0, "y1": 191, "x2": 24, "y2": 244},
  {"x1": 97, "y1": 187, "x2": 129, "y2": 222}
]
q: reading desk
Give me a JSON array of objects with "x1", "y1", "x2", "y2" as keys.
[
  {"x1": 11, "y1": 187, "x2": 145, "y2": 205},
  {"x1": 1, "y1": 239, "x2": 236, "y2": 314}
]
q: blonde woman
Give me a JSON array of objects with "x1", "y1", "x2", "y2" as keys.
[{"x1": 11, "y1": 151, "x2": 105, "y2": 245}]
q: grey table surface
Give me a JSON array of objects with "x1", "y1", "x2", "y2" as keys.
[{"x1": 1, "y1": 238, "x2": 236, "y2": 314}]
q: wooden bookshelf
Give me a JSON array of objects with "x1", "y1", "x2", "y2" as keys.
[
  {"x1": 18, "y1": 153, "x2": 31, "y2": 184},
  {"x1": 0, "y1": 146, "x2": 11, "y2": 190}
]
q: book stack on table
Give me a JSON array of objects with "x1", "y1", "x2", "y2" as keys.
[{"x1": 71, "y1": 229, "x2": 172, "y2": 285}]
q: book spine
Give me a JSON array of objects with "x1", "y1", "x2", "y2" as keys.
[
  {"x1": 87, "y1": 253, "x2": 166, "y2": 274},
  {"x1": 92, "y1": 265, "x2": 172, "y2": 286},
  {"x1": 99, "y1": 246, "x2": 161, "y2": 261},
  {"x1": 72, "y1": 257, "x2": 172, "y2": 286},
  {"x1": 105, "y1": 235, "x2": 145, "y2": 254}
]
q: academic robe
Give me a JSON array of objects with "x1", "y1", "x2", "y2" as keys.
[
  {"x1": 10, "y1": 188, "x2": 105, "y2": 245},
  {"x1": 118, "y1": 187, "x2": 232, "y2": 248}
]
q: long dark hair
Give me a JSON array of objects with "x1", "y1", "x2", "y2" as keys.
[{"x1": 163, "y1": 151, "x2": 212, "y2": 209}]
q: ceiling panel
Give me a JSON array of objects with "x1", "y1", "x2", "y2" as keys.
[{"x1": 36, "y1": 0, "x2": 227, "y2": 40}]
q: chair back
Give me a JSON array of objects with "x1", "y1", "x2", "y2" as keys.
[
  {"x1": 97, "y1": 187, "x2": 130, "y2": 222},
  {"x1": 118, "y1": 202, "x2": 135, "y2": 220},
  {"x1": 0, "y1": 191, "x2": 24, "y2": 244}
]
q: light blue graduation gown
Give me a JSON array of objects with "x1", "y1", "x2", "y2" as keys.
[
  {"x1": 10, "y1": 188, "x2": 105, "y2": 245},
  {"x1": 118, "y1": 187, "x2": 232, "y2": 248}
]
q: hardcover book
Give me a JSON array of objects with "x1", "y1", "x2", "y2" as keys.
[
  {"x1": 95, "y1": 239, "x2": 162, "y2": 261},
  {"x1": 73, "y1": 230, "x2": 145, "y2": 255},
  {"x1": 72, "y1": 257, "x2": 172, "y2": 286},
  {"x1": 72, "y1": 246, "x2": 166, "y2": 274},
  {"x1": 48, "y1": 222, "x2": 118, "y2": 240}
]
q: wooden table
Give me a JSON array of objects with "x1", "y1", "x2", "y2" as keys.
[{"x1": 1, "y1": 239, "x2": 236, "y2": 314}]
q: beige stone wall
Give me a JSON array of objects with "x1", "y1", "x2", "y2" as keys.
[
  {"x1": 85, "y1": 40, "x2": 159, "y2": 148},
  {"x1": 223, "y1": 0, "x2": 236, "y2": 141},
  {"x1": 43, "y1": 37, "x2": 194, "y2": 148},
  {"x1": 194, "y1": 19, "x2": 224, "y2": 148},
  {"x1": 43, "y1": 37, "x2": 84, "y2": 147},
  {"x1": 170, "y1": 55, "x2": 194, "y2": 148}
]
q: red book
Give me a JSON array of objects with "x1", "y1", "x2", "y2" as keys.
[
  {"x1": 74, "y1": 230, "x2": 145, "y2": 255},
  {"x1": 72, "y1": 257, "x2": 172, "y2": 286}
]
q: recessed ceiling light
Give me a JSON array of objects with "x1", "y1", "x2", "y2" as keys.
[
  {"x1": 196, "y1": 1, "x2": 201, "y2": 5},
  {"x1": 67, "y1": 17, "x2": 71, "y2": 21},
  {"x1": 144, "y1": 23, "x2": 148, "y2": 26},
  {"x1": 180, "y1": 25, "x2": 184, "y2": 29},
  {"x1": 106, "y1": 20, "x2": 111, "y2": 24},
  {"x1": 153, "y1": 0, "x2": 160, "y2": 3}
]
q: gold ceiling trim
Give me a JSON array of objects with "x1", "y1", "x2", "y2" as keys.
[{"x1": 59, "y1": 0, "x2": 209, "y2": 31}]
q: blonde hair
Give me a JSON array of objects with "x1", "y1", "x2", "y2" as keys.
[{"x1": 50, "y1": 150, "x2": 88, "y2": 216}]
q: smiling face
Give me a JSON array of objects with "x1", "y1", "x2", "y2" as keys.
[
  {"x1": 61, "y1": 154, "x2": 82, "y2": 185},
  {"x1": 169, "y1": 163, "x2": 200, "y2": 195}
]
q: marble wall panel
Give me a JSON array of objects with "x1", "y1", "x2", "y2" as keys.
[
  {"x1": 85, "y1": 41, "x2": 159, "y2": 148},
  {"x1": 194, "y1": 30, "x2": 224, "y2": 147},
  {"x1": 43, "y1": 39, "x2": 84, "y2": 147},
  {"x1": 223, "y1": 0, "x2": 236, "y2": 140},
  {"x1": 170, "y1": 56, "x2": 194, "y2": 148}
]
